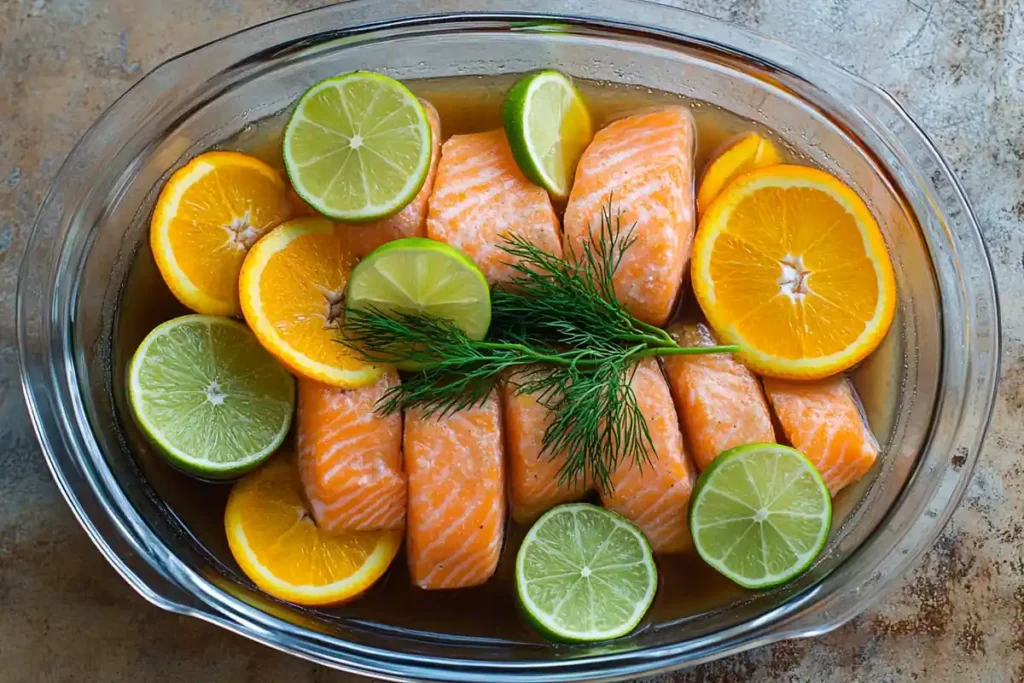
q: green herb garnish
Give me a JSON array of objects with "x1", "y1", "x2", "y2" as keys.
[{"x1": 342, "y1": 203, "x2": 737, "y2": 491}]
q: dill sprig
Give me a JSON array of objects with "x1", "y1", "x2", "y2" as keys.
[
  {"x1": 510, "y1": 360, "x2": 655, "y2": 492},
  {"x1": 341, "y1": 202, "x2": 738, "y2": 492},
  {"x1": 490, "y1": 204, "x2": 676, "y2": 353}
]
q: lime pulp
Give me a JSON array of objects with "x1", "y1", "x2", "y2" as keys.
[
  {"x1": 689, "y1": 443, "x2": 832, "y2": 589},
  {"x1": 128, "y1": 315, "x2": 295, "y2": 480},
  {"x1": 283, "y1": 72, "x2": 432, "y2": 222},
  {"x1": 516, "y1": 503, "x2": 657, "y2": 642},
  {"x1": 503, "y1": 70, "x2": 593, "y2": 200},
  {"x1": 345, "y1": 237, "x2": 492, "y2": 355}
]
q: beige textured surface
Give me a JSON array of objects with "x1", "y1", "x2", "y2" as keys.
[{"x1": 0, "y1": 0, "x2": 1020, "y2": 681}]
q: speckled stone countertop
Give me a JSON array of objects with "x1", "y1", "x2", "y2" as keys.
[{"x1": 1, "y1": 1, "x2": 1021, "y2": 681}]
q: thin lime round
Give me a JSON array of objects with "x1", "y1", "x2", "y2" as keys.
[
  {"x1": 283, "y1": 71, "x2": 432, "y2": 222},
  {"x1": 345, "y1": 237, "x2": 491, "y2": 357},
  {"x1": 128, "y1": 315, "x2": 295, "y2": 480},
  {"x1": 516, "y1": 503, "x2": 657, "y2": 643},
  {"x1": 503, "y1": 70, "x2": 593, "y2": 200},
  {"x1": 689, "y1": 444, "x2": 832, "y2": 590}
]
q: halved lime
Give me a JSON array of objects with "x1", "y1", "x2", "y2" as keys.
[
  {"x1": 345, "y1": 237, "x2": 491, "y2": 354},
  {"x1": 503, "y1": 70, "x2": 593, "y2": 200},
  {"x1": 689, "y1": 444, "x2": 832, "y2": 589},
  {"x1": 128, "y1": 315, "x2": 295, "y2": 480},
  {"x1": 516, "y1": 503, "x2": 657, "y2": 642},
  {"x1": 283, "y1": 72, "x2": 432, "y2": 222}
]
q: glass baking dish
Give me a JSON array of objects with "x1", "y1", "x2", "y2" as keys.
[{"x1": 16, "y1": 0, "x2": 999, "y2": 680}]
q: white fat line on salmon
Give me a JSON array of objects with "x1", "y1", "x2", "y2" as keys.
[
  {"x1": 587, "y1": 137, "x2": 669, "y2": 175},
  {"x1": 415, "y1": 487, "x2": 472, "y2": 556},
  {"x1": 631, "y1": 483, "x2": 685, "y2": 529},
  {"x1": 443, "y1": 529, "x2": 502, "y2": 588},
  {"x1": 435, "y1": 181, "x2": 508, "y2": 223},
  {"x1": 432, "y1": 164, "x2": 504, "y2": 201}
]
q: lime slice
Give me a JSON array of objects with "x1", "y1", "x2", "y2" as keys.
[
  {"x1": 283, "y1": 72, "x2": 432, "y2": 222},
  {"x1": 516, "y1": 503, "x2": 657, "y2": 642},
  {"x1": 503, "y1": 70, "x2": 593, "y2": 200},
  {"x1": 689, "y1": 444, "x2": 832, "y2": 589},
  {"x1": 128, "y1": 315, "x2": 295, "y2": 480},
  {"x1": 345, "y1": 237, "x2": 491, "y2": 353}
]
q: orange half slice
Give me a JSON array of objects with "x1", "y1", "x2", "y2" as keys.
[{"x1": 691, "y1": 164, "x2": 896, "y2": 379}]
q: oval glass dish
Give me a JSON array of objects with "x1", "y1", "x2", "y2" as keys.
[{"x1": 16, "y1": 0, "x2": 1000, "y2": 680}]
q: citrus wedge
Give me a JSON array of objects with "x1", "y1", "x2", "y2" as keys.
[
  {"x1": 225, "y1": 455, "x2": 402, "y2": 606},
  {"x1": 151, "y1": 151, "x2": 293, "y2": 316},
  {"x1": 503, "y1": 70, "x2": 594, "y2": 200},
  {"x1": 691, "y1": 165, "x2": 896, "y2": 379},
  {"x1": 696, "y1": 132, "x2": 783, "y2": 217},
  {"x1": 239, "y1": 216, "x2": 381, "y2": 388}
]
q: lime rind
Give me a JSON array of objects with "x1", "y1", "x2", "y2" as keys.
[
  {"x1": 283, "y1": 71, "x2": 432, "y2": 223},
  {"x1": 516, "y1": 503, "x2": 657, "y2": 642},
  {"x1": 503, "y1": 70, "x2": 593, "y2": 200},
  {"x1": 689, "y1": 444, "x2": 832, "y2": 590},
  {"x1": 128, "y1": 315, "x2": 295, "y2": 479},
  {"x1": 346, "y1": 237, "x2": 492, "y2": 345}
]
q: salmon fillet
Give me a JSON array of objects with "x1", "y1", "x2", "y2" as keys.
[
  {"x1": 342, "y1": 100, "x2": 443, "y2": 258},
  {"x1": 503, "y1": 372, "x2": 589, "y2": 524},
  {"x1": 599, "y1": 359, "x2": 697, "y2": 554},
  {"x1": 762, "y1": 375, "x2": 879, "y2": 495},
  {"x1": 563, "y1": 107, "x2": 696, "y2": 326},
  {"x1": 663, "y1": 322, "x2": 776, "y2": 470},
  {"x1": 405, "y1": 393, "x2": 506, "y2": 589},
  {"x1": 296, "y1": 372, "x2": 407, "y2": 532},
  {"x1": 426, "y1": 130, "x2": 562, "y2": 284}
]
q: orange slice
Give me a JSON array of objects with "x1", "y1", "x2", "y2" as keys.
[
  {"x1": 238, "y1": 216, "x2": 382, "y2": 387},
  {"x1": 225, "y1": 455, "x2": 402, "y2": 606},
  {"x1": 696, "y1": 133, "x2": 783, "y2": 218},
  {"x1": 691, "y1": 164, "x2": 896, "y2": 380},
  {"x1": 151, "y1": 151, "x2": 293, "y2": 316}
]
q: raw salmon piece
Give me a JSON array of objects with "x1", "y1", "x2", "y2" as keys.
[
  {"x1": 340, "y1": 100, "x2": 442, "y2": 258},
  {"x1": 426, "y1": 130, "x2": 562, "y2": 284},
  {"x1": 762, "y1": 375, "x2": 879, "y2": 495},
  {"x1": 405, "y1": 393, "x2": 506, "y2": 589},
  {"x1": 663, "y1": 322, "x2": 776, "y2": 470},
  {"x1": 563, "y1": 107, "x2": 696, "y2": 326},
  {"x1": 599, "y1": 360, "x2": 697, "y2": 554},
  {"x1": 296, "y1": 371, "x2": 407, "y2": 532},
  {"x1": 503, "y1": 371, "x2": 589, "y2": 524}
]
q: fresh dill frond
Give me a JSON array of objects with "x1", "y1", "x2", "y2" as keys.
[
  {"x1": 511, "y1": 359, "x2": 655, "y2": 490},
  {"x1": 340, "y1": 201, "x2": 738, "y2": 492},
  {"x1": 343, "y1": 305, "x2": 605, "y2": 419},
  {"x1": 343, "y1": 308, "x2": 495, "y2": 369},
  {"x1": 490, "y1": 201, "x2": 673, "y2": 351}
]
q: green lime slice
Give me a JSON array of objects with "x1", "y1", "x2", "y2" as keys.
[
  {"x1": 283, "y1": 71, "x2": 432, "y2": 222},
  {"x1": 516, "y1": 503, "x2": 657, "y2": 642},
  {"x1": 503, "y1": 70, "x2": 593, "y2": 200},
  {"x1": 345, "y1": 237, "x2": 491, "y2": 362},
  {"x1": 689, "y1": 444, "x2": 832, "y2": 590},
  {"x1": 128, "y1": 315, "x2": 295, "y2": 480}
]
